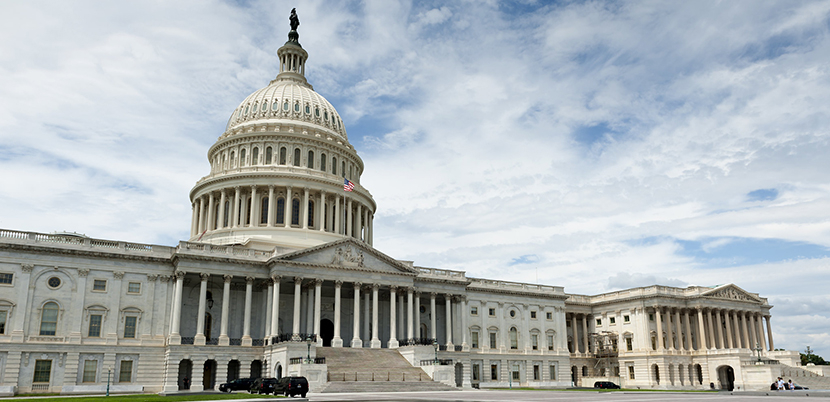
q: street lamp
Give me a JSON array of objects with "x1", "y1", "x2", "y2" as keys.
[
  {"x1": 106, "y1": 366, "x2": 112, "y2": 397},
  {"x1": 306, "y1": 335, "x2": 313, "y2": 364},
  {"x1": 433, "y1": 339, "x2": 438, "y2": 364},
  {"x1": 754, "y1": 342, "x2": 763, "y2": 362}
]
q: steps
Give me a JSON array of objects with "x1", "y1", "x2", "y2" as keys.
[
  {"x1": 315, "y1": 348, "x2": 458, "y2": 393},
  {"x1": 780, "y1": 365, "x2": 830, "y2": 390}
]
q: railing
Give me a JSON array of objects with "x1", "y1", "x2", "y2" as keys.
[
  {"x1": 417, "y1": 267, "x2": 467, "y2": 281},
  {"x1": 0, "y1": 228, "x2": 173, "y2": 254},
  {"x1": 229, "y1": 338, "x2": 242, "y2": 346},
  {"x1": 181, "y1": 337, "x2": 195, "y2": 345},
  {"x1": 177, "y1": 241, "x2": 271, "y2": 259},
  {"x1": 468, "y1": 277, "x2": 565, "y2": 295},
  {"x1": 742, "y1": 359, "x2": 780, "y2": 366},
  {"x1": 420, "y1": 359, "x2": 453, "y2": 366},
  {"x1": 398, "y1": 338, "x2": 437, "y2": 346},
  {"x1": 438, "y1": 345, "x2": 448, "y2": 351},
  {"x1": 206, "y1": 338, "x2": 219, "y2": 345},
  {"x1": 31, "y1": 384, "x2": 50, "y2": 392},
  {"x1": 271, "y1": 333, "x2": 317, "y2": 345},
  {"x1": 454, "y1": 345, "x2": 463, "y2": 352},
  {"x1": 252, "y1": 339, "x2": 264, "y2": 346},
  {"x1": 328, "y1": 372, "x2": 429, "y2": 382},
  {"x1": 289, "y1": 357, "x2": 326, "y2": 365}
]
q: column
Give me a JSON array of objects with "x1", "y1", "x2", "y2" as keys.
[
  {"x1": 198, "y1": 196, "x2": 206, "y2": 233},
  {"x1": 757, "y1": 313, "x2": 767, "y2": 351},
  {"x1": 190, "y1": 202, "x2": 198, "y2": 236},
  {"x1": 334, "y1": 196, "x2": 341, "y2": 235},
  {"x1": 364, "y1": 208, "x2": 370, "y2": 241},
  {"x1": 232, "y1": 187, "x2": 240, "y2": 228},
  {"x1": 371, "y1": 284, "x2": 381, "y2": 348},
  {"x1": 218, "y1": 190, "x2": 227, "y2": 229},
  {"x1": 682, "y1": 310, "x2": 692, "y2": 351},
  {"x1": 445, "y1": 295, "x2": 454, "y2": 349},
  {"x1": 715, "y1": 310, "x2": 725, "y2": 349},
  {"x1": 319, "y1": 191, "x2": 326, "y2": 231},
  {"x1": 271, "y1": 276, "x2": 281, "y2": 337},
  {"x1": 351, "y1": 282, "x2": 362, "y2": 348},
  {"x1": 242, "y1": 276, "x2": 254, "y2": 346},
  {"x1": 430, "y1": 293, "x2": 437, "y2": 339},
  {"x1": 313, "y1": 279, "x2": 322, "y2": 345},
  {"x1": 195, "y1": 273, "x2": 209, "y2": 345},
  {"x1": 292, "y1": 278, "x2": 302, "y2": 338},
  {"x1": 582, "y1": 314, "x2": 590, "y2": 353},
  {"x1": 696, "y1": 309, "x2": 707, "y2": 350},
  {"x1": 407, "y1": 288, "x2": 414, "y2": 341},
  {"x1": 570, "y1": 314, "x2": 578, "y2": 352},
  {"x1": 250, "y1": 186, "x2": 259, "y2": 225},
  {"x1": 368, "y1": 212, "x2": 373, "y2": 245},
  {"x1": 267, "y1": 186, "x2": 275, "y2": 226},
  {"x1": 363, "y1": 287, "x2": 371, "y2": 344},
  {"x1": 306, "y1": 283, "x2": 314, "y2": 334},
  {"x1": 414, "y1": 291, "x2": 421, "y2": 339},
  {"x1": 389, "y1": 286, "x2": 399, "y2": 348},
  {"x1": 356, "y1": 203, "x2": 363, "y2": 240},
  {"x1": 674, "y1": 309, "x2": 682, "y2": 351},
  {"x1": 302, "y1": 187, "x2": 310, "y2": 229},
  {"x1": 655, "y1": 308, "x2": 665, "y2": 350},
  {"x1": 731, "y1": 312, "x2": 741, "y2": 348},
  {"x1": 460, "y1": 297, "x2": 469, "y2": 350},
  {"x1": 170, "y1": 271, "x2": 185, "y2": 342},
  {"x1": 706, "y1": 309, "x2": 716, "y2": 349},
  {"x1": 724, "y1": 311, "x2": 734, "y2": 348},
  {"x1": 219, "y1": 275, "x2": 231, "y2": 345},
  {"x1": 207, "y1": 193, "x2": 215, "y2": 231},
  {"x1": 765, "y1": 315, "x2": 774, "y2": 350},
  {"x1": 741, "y1": 311, "x2": 750, "y2": 349},
  {"x1": 346, "y1": 198, "x2": 353, "y2": 237},
  {"x1": 265, "y1": 280, "x2": 273, "y2": 340},
  {"x1": 284, "y1": 186, "x2": 293, "y2": 228},
  {"x1": 499, "y1": 302, "x2": 506, "y2": 351},
  {"x1": 332, "y1": 280, "x2": 342, "y2": 347}
]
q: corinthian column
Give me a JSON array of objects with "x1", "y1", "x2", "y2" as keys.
[
  {"x1": 195, "y1": 273, "x2": 209, "y2": 345},
  {"x1": 371, "y1": 284, "x2": 380, "y2": 348},
  {"x1": 351, "y1": 282, "x2": 362, "y2": 348},
  {"x1": 219, "y1": 274, "x2": 231, "y2": 346},
  {"x1": 242, "y1": 276, "x2": 254, "y2": 346},
  {"x1": 333, "y1": 280, "x2": 342, "y2": 347},
  {"x1": 389, "y1": 286, "x2": 399, "y2": 348}
]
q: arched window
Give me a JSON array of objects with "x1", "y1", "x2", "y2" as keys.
[
  {"x1": 307, "y1": 150, "x2": 314, "y2": 169},
  {"x1": 265, "y1": 147, "x2": 273, "y2": 164},
  {"x1": 293, "y1": 148, "x2": 301, "y2": 167},
  {"x1": 276, "y1": 198, "x2": 285, "y2": 224},
  {"x1": 279, "y1": 147, "x2": 287, "y2": 165},
  {"x1": 582, "y1": 366, "x2": 588, "y2": 377},
  {"x1": 341, "y1": 161, "x2": 345, "y2": 177},
  {"x1": 222, "y1": 152, "x2": 227, "y2": 169},
  {"x1": 252, "y1": 147, "x2": 259, "y2": 165},
  {"x1": 509, "y1": 327, "x2": 518, "y2": 350},
  {"x1": 223, "y1": 201, "x2": 230, "y2": 228},
  {"x1": 308, "y1": 200, "x2": 315, "y2": 227},
  {"x1": 260, "y1": 197, "x2": 269, "y2": 225},
  {"x1": 214, "y1": 203, "x2": 221, "y2": 229},
  {"x1": 320, "y1": 153, "x2": 327, "y2": 172},
  {"x1": 291, "y1": 198, "x2": 300, "y2": 225},
  {"x1": 332, "y1": 157, "x2": 337, "y2": 175},
  {"x1": 272, "y1": 100, "x2": 279, "y2": 111},
  {"x1": 240, "y1": 149, "x2": 246, "y2": 166},
  {"x1": 40, "y1": 302, "x2": 59, "y2": 336},
  {"x1": 230, "y1": 151, "x2": 235, "y2": 168}
]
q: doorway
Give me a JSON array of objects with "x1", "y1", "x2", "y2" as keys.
[
  {"x1": 321, "y1": 319, "x2": 334, "y2": 347},
  {"x1": 203, "y1": 360, "x2": 216, "y2": 390},
  {"x1": 717, "y1": 365, "x2": 735, "y2": 391}
]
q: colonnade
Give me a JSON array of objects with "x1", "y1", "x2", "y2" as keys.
[{"x1": 189, "y1": 185, "x2": 373, "y2": 244}]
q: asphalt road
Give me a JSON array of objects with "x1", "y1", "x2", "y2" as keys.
[{"x1": 304, "y1": 389, "x2": 830, "y2": 401}]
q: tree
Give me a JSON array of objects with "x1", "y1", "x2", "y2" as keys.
[{"x1": 801, "y1": 346, "x2": 827, "y2": 366}]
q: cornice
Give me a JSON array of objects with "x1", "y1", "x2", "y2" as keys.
[
  {"x1": 0, "y1": 242, "x2": 173, "y2": 264},
  {"x1": 468, "y1": 286, "x2": 569, "y2": 300},
  {"x1": 269, "y1": 259, "x2": 417, "y2": 278}
]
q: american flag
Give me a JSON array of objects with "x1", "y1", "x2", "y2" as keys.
[{"x1": 344, "y1": 178, "x2": 355, "y2": 192}]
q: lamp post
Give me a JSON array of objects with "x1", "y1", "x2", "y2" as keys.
[
  {"x1": 754, "y1": 342, "x2": 763, "y2": 362},
  {"x1": 306, "y1": 335, "x2": 312, "y2": 364},
  {"x1": 106, "y1": 366, "x2": 112, "y2": 397},
  {"x1": 433, "y1": 339, "x2": 438, "y2": 364}
]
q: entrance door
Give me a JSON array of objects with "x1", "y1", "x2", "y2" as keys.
[
  {"x1": 321, "y1": 319, "x2": 334, "y2": 347},
  {"x1": 203, "y1": 360, "x2": 216, "y2": 390},
  {"x1": 717, "y1": 366, "x2": 735, "y2": 391}
]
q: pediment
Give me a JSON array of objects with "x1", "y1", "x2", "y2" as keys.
[
  {"x1": 701, "y1": 284, "x2": 761, "y2": 303},
  {"x1": 272, "y1": 238, "x2": 418, "y2": 275}
]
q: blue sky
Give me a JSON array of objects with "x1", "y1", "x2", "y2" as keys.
[{"x1": 2, "y1": 0, "x2": 830, "y2": 357}]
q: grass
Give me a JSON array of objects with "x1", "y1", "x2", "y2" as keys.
[
  {"x1": 491, "y1": 387, "x2": 717, "y2": 392},
  {"x1": 0, "y1": 393, "x2": 280, "y2": 401}
]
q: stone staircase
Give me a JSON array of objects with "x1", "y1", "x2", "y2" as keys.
[
  {"x1": 780, "y1": 365, "x2": 830, "y2": 390},
  {"x1": 315, "y1": 348, "x2": 458, "y2": 393}
]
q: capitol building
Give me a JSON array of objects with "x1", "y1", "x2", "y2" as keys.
[{"x1": 0, "y1": 14, "x2": 806, "y2": 396}]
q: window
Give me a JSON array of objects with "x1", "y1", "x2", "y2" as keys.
[
  {"x1": 533, "y1": 364, "x2": 540, "y2": 380},
  {"x1": 240, "y1": 149, "x2": 246, "y2": 166},
  {"x1": 649, "y1": 313, "x2": 654, "y2": 321},
  {"x1": 294, "y1": 102, "x2": 300, "y2": 112},
  {"x1": 509, "y1": 327, "x2": 518, "y2": 349},
  {"x1": 124, "y1": 316, "x2": 137, "y2": 338},
  {"x1": 488, "y1": 308, "x2": 495, "y2": 317},
  {"x1": 40, "y1": 302, "x2": 58, "y2": 335},
  {"x1": 531, "y1": 311, "x2": 537, "y2": 319},
  {"x1": 341, "y1": 161, "x2": 345, "y2": 177},
  {"x1": 547, "y1": 335, "x2": 554, "y2": 351},
  {"x1": 307, "y1": 150, "x2": 314, "y2": 168},
  {"x1": 279, "y1": 147, "x2": 287, "y2": 165},
  {"x1": 119, "y1": 360, "x2": 133, "y2": 383},
  {"x1": 93, "y1": 280, "x2": 107, "y2": 291},
  {"x1": 230, "y1": 151, "x2": 236, "y2": 167},
  {"x1": 0, "y1": 310, "x2": 6, "y2": 334},
  {"x1": 489, "y1": 332, "x2": 497, "y2": 349},
  {"x1": 276, "y1": 198, "x2": 285, "y2": 224},
  {"x1": 610, "y1": 317, "x2": 616, "y2": 325},
  {"x1": 624, "y1": 315, "x2": 630, "y2": 323},
  {"x1": 293, "y1": 148, "x2": 301, "y2": 167},
  {"x1": 509, "y1": 310, "x2": 516, "y2": 318},
  {"x1": 549, "y1": 365, "x2": 557, "y2": 380},
  {"x1": 471, "y1": 306, "x2": 478, "y2": 316},
  {"x1": 471, "y1": 331, "x2": 479, "y2": 349},
  {"x1": 332, "y1": 157, "x2": 337, "y2": 175},
  {"x1": 283, "y1": 101, "x2": 289, "y2": 111},
  {"x1": 260, "y1": 197, "x2": 269, "y2": 224},
  {"x1": 628, "y1": 366, "x2": 635, "y2": 380},
  {"x1": 272, "y1": 100, "x2": 279, "y2": 111},
  {"x1": 532, "y1": 334, "x2": 538, "y2": 350},
  {"x1": 291, "y1": 198, "x2": 300, "y2": 225},
  {"x1": 651, "y1": 335, "x2": 657, "y2": 350},
  {"x1": 546, "y1": 312, "x2": 552, "y2": 320},
  {"x1": 252, "y1": 147, "x2": 259, "y2": 165},
  {"x1": 472, "y1": 364, "x2": 480, "y2": 381},
  {"x1": 47, "y1": 276, "x2": 61, "y2": 288},
  {"x1": 490, "y1": 364, "x2": 498, "y2": 380},
  {"x1": 82, "y1": 360, "x2": 97, "y2": 383},
  {"x1": 512, "y1": 369, "x2": 520, "y2": 381},
  {"x1": 127, "y1": 282, "x2": 141, "y2": 294},
  {"x1": 265, "y1": 147, "x2": 273, "y2": 164},
  {"x1": 33, "y1": 360, "x2": 52, "y2": 383},
  {"x1": 307, "y1": 200, "x2": 315, "y2": 227},
  {"x1": 320, "y1": 154, "x2": 326, "y2": 171},
  {"x1": 88, "y1": 314, "x2": 102, "y2": 337},
  {"x1": 626, "y1": 337, "x2": 633, "y2": 351},
  {"x1": 612, "y1": 338, "x2": 618, "y2": 352},
  {"x1": 0, "y1": 273, "x2": 12, "y2": 284},
  {"x1": 596, "y1": 318, "x2": 602, "y2": 326}
]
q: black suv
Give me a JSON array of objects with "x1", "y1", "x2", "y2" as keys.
[
  {"x1": 250, "y1": 377, "x2": 278, "y2": 394},
  {"x1": 276, "y1": 376, "x2": 309, "y2": 398},
  {"x1": 594, "y1": 381, "x2": 621, "y2": 389},
  {"x1": 218, "y1": 377, "x2": 254, "y2": 393}
]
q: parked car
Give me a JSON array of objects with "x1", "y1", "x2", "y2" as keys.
[
  {"x1": 276, "y1": 376, "x2": 309, "y2": 398},
  {"x1": 218, "y1": 377, "x2": 255, "y2": 392},
  {"x1": 594, "y1": 381, "x2": 621, "y2": 389},
  {"x1": 250, "y1": 377, "x2": 278, "y2": 394}
]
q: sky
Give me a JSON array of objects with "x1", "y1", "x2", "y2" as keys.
[{"x1": 1, "y1": 0, "x2": 830, "y2": 357}]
